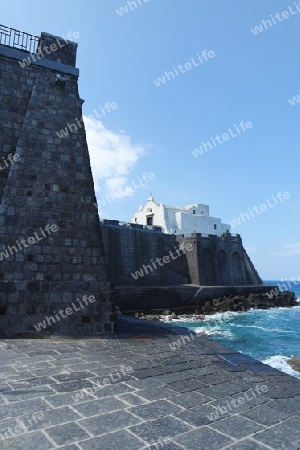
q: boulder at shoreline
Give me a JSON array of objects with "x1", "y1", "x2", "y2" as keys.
[{"x1": 287, "y1": 357, "x2": 300, "y2": 372}]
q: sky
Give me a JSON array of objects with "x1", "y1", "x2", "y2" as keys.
[{"x1": 2, "y1": 0, "x2": 300, "y2": 279}]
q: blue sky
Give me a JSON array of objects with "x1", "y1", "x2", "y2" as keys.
[{"x1": 2, "y1": 0, "x2": 300, "y2": 279}]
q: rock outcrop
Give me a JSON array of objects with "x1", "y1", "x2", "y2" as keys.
[
  {"x1": 197, "y1": 291, "x2": 297, "y2": 314},
  {"x1": 287, "y1": 357, "x2": 300, "y2": 372}
]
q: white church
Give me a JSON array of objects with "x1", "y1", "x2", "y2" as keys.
[{"x1": 132, "y1": 195, "x2": 231, "y2": 236}]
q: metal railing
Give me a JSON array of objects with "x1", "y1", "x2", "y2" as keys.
[{"x1": 0, "y1": 24, "x2": 39, "y2": 53}]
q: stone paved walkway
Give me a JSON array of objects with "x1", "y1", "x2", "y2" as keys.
[{"x1": 0, "y1": 316, "x2": 299, "y2": 449}]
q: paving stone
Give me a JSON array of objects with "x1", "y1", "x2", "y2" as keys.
[
  {"x1": 259, "y1": 383, "x2": 300, "y2": 399},
  {"x1": 227, "y1": 438, "x2": 270, "y2": 449},
  {"x1": 174, "y1": 425, "x2": 233, "y2": 449},
  {"x1": 189, "y1": 365, "x2": 224, "y2": 377},
  {"x1": 56, "y1": 445, "x2": 80, "y2": 450},
  {"x1": 142, "y1": 441, "x2": 183, "y2": 450},
  {"x1": 176, "y1": 404, "x2": 226, "y2": 426},
  {"x1": 0, "y1": 371, "x2": 36, "y2": 382},
  {"x1": 80, "y1": 409, "x2": 141, "y2": 436},
  {"x1": 274, "y1": 397, "x2": 300, "y2": 415},
  {"x1": 137, "y1": 386, "x2": 176, "y2": 401},
  {"x1": 127, "y1": 361, "x2": 160, "y2": 371},
  {"x1": 52, "y1": 371, "x2": 94, "y2": 383},
  {"x1": 16, "y1": 356, "x2": 55, "y2": 365},
  {"x1": 8, "y1": 376, "x2": 57, "y2": 390},
  {"x1": 117, "y1": 393, "x2": 148, "y2": 406},
  {"x1": 2, "y1": 385, "x2": 54, "y2": 402},
  {"x1": 124, "y1": 377, "x2": 164, "y2": 389},
  {"x1": 129, "y1": 415, "x2": 192, "y2": 444},
  {"x1": 168, "y1": 391, "x2": 211, "y2": 409},
  {"x1": 14, "y1": 361, "x2": 55, "y2": 372},
  {"x1": 215, "y1": 362, "x2": 245, "y2": 373},
  {"x1": 254, "y1": 423, "x2": 300, "y2": 449},
  {"x1": 90, "y1": 372, "x2": 134, "y2": 385},
  {"x1": 152, "y1": 371, "x2": 194, "y2": 384},
  {"x1": 91, "y1": 382, "x2": 135, "y2": 398},
  {"x1": 167, "y1": 379, "x2": 204, "y2": 393},
  {"x1": 72, "y1": 397, "x2": 126, "y2": 417},
  {"x1": 198, "y1": 381, "x2": 249, "y2": 399},
  {"x1": 241, "y1": 404, "x2": 291, "y2": 426},
  {"x1": 199, "y1": 371, "x2": 237, "y2": 385},
  {"x1": 239, "y1": 363, "x2": 282, "y2": 375},
  {"x1": 23, "y1": 351, "x2": 60, "y2": 358},
  {"x1": 30, "y1": 368, "x2": 76, "y2": 378},
  {"x1": 234, "y1": 373, "x2": 264, "y2": 383},
  {"x1": 51, "y1": 379, "x2": 95, "y2": 393},
  {"x1": 0, "y1": 417, "x2": 20, "y2": 438},
  {"x1": 19, "y1": 406, "x2": 81, "y2": 431},
  {"x1": 46, "y1": 391, "x2": 95, "y2": 408},
  {"x1": 129, "y1": 399, "x2": 182, "y2": 421},
  {"x1": 131, "y1": 369, "x2": 161, "y2": 379},
  {"x1": 0, "y1": 430, "x2": 52, "y2": 450},
  {"x1": 55, "y1": 358, "x2": 92, "y2": 367},
  {"x1": 208, "y1": 389, "x2": 268, "y2": 415},
  {"x1": 220, "y1": 354, "x2": 262, "y2": 365},
  {"x1": 154, "y1": 363, "x2": 196, "y2": 375},
  {"x1": 66, "y1": 362, "x2": 100, "y2": 372},
  {"x1": 210, "y1": 415, "x2": 264, "y2": 439},
  {"x1": 162, "y1": 356, "x2": 195, "y2": 365},
  {"x1": 78, "y1": 429, "x2": 143, "y2": 450},
  {"x1": 0, "y1": 398, "x2": 51, "y2": 420},
  {"x1": 0, "y1": 395, "x2": 7, "y2": 406},
  {"x1": 282, "y1": 416, "x2": 300, "y2": 429},
  {"x1": 45, "y1": 422, "x2": 90, "y2": 446}
]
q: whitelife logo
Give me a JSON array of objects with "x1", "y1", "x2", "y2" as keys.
[
  {"x1": 56, "y1": 102, "x2": 118, "y2": 139},
  {"x1": 266, "y1": 275, "x2": 300, "y2": 299},
  {"x1": 72, "y1": 365, "x2": 134, "y2": 402},
  {"x1": 250, "y1": 2, "x2": 300, "y2": 35},
  {"x1": 153, "y1": 50, "x2": 215, "y2": 87},
  {"x1": 131, "y1": 242, "x2": 193, "y2": 280},
  {"x1": 288, "y1": 90, "x2": 300, "y2": 106},
  {"x1": 0, "y1": 153, "x2": 20, "y2": 170},
  {"x1": 228, "y1": 192, "x2": 291, "y2": 228},
  {"x1": 191, "y1": 121, "x2": 253, "y2": 157},
  {"x1": 116, "y1": 0, "x2": 150, "y2": 16},
  {"x1": 93, "y1": 173, "x2": 155, "y2": 212},
  {"x1": 34, "y1": 295, "x2": 96, "y2": 332},
  {"x1": 0, "y1": 224, "x2": 59, "y2": 261},
  {"x1": 207, "y1": 385, "x2": 268, "y2": 421}
]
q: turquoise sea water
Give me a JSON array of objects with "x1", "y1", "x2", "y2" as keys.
[{"x1": 167, "y1": 281, "x2": 300, "y2": 379}]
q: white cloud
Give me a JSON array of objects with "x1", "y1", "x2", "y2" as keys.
[
  {"x1": 271, "y1": 242, "x2": 300, "y2": 256},
  {"x1": 245, "y1": 242, "x2": 300, "y2": 257},
  {"x1": 84, "y1": 116, "x2": 145, "y2": 198},
  {"x1": 245, "y1": 246, "x2": 261, "y2": 253}
]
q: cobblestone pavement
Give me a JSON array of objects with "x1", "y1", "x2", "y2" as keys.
[{"x1": 0, "y1": 316, "x2": 299, "y2": 449}]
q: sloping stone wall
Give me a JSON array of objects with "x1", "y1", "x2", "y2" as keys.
[{"x1": 0, "y1": 31, "x2": 113, "y2": 336}]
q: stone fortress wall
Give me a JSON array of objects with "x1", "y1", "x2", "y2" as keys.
[
  {"x1": 100, "y1": 221, "x2": 280, "y2": 312},
  {"x1": 0, "y1": 26, "x2": 113, "y2": 336},
  {"x1": 100, "y1": 220, "x2": 262, "y2": 288}
]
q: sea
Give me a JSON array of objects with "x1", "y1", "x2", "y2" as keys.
[{"x1": 165, "y1": 280, "x2": 300, "y2": 380}]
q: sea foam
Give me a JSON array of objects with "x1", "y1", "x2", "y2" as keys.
[{"x1": 263, "y1": 355, "x2": 300, "y2": 380}]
